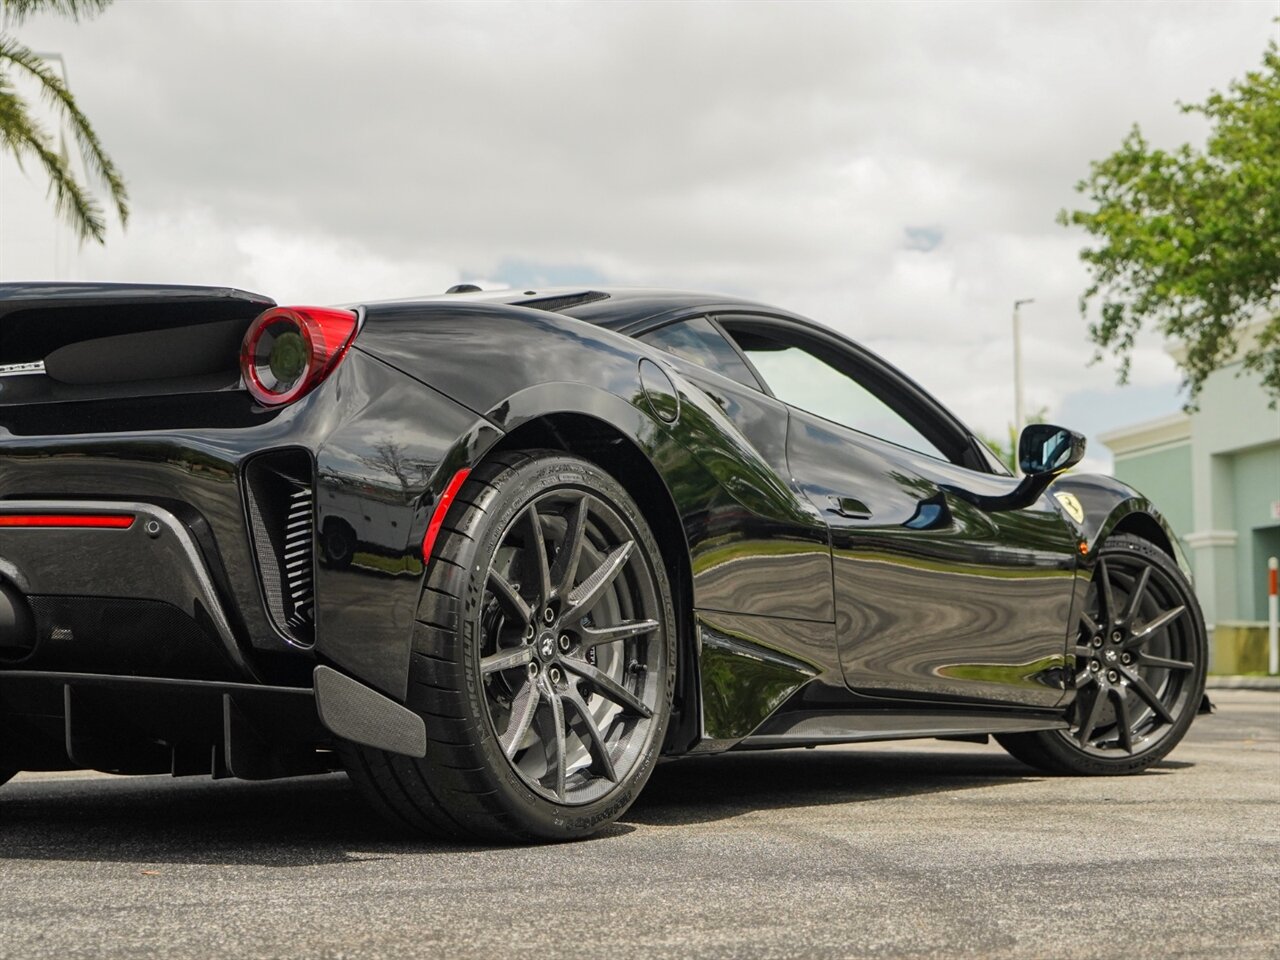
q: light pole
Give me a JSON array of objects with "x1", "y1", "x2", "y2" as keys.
[
  {"x1": 1269, "y1": 556, "x2": 1277, "y2": 676},
  {"x1": 1012, "y1": 298, "x2": 1034, "y2": 439}
]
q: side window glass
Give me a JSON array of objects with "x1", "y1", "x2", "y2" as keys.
[
  {"x1": 735, "y1": 336, "x2": 946, "y2": 461},
  {"x1": 639, "y1": 317, "x2": 759, "y2": 390}
]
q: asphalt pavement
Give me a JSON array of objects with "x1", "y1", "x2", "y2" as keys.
[{"x1": 1, "y1": 689, "x2": 1276, "y2": 960}]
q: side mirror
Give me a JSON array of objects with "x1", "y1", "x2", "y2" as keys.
[
  {"x1": 1018, "y1": 424, "x2": 1086, "y2": 477},
  {"x1": 947, "y1": 424, "x2": 1087, "y2": 513}
]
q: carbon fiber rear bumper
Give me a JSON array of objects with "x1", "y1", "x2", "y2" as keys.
[
  {"x1": 0, "y1": 501, "x2": 250, "y2": 681},
  {"x1": 0, "y1": 666, "x2": 428, "y2": 776},
  {"x1": 0, "y1": 494, "x2": 431, "y2": 774},
  {"x1": 0, "y1": 670, "x2": 327, "y2": 776}
]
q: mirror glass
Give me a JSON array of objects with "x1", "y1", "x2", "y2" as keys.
[{"x1": 1018, "y1": 424, "x2": 1085, "y2": 475}]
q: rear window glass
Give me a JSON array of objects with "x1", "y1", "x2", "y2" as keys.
[{"x1": 639, "y1": 317, "x2": 759, "y2": 390}]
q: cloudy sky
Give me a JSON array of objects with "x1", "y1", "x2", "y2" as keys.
[{"x1": 2, "y1": 0, "x2": 1276, "y2": 471}]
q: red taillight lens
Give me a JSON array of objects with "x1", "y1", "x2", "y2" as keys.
[{"x1": 240, "y1": 306, "x2": 359, "y2": 407}]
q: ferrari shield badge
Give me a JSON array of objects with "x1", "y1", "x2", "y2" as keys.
[{"x1": 1054, "y1": 491, "x2": 1085, "y2": 524}]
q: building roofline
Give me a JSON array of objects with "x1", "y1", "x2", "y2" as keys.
[{"x1": 1099, "y1": 411, "x2": 1192, "y2": 456}]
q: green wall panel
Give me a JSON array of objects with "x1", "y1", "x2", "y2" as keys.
[
  {"x1": 1113, "y1": 443, "x2": 1193, "y2": 545},
  {"x1": 1231, "y1": 445, "x2": 1280, "y2": 620}
]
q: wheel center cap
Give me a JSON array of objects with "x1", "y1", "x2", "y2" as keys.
[{"x1": 537, "y1": 633, "x2": 557, "y2": 661}]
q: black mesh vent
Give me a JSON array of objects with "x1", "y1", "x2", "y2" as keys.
[
  {"x1": 243, "y1": 450, "x2": 315, "y2": 646},
  {"x1": 513, "y1": 291, "x2": 610, "y2": 313}
]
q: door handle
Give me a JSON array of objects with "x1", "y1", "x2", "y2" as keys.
[{"x1": 827, "y1": 495, "x2": 873, "y2": 520}]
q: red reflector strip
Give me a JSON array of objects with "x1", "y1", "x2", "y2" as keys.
[
  {"x1": 421, "y1": 469, "x2": 471, "y2": 562},
  {"x1": 0, "y1": 514, "x2": 135, "y2": 529}
]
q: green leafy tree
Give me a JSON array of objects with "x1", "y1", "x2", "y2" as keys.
[
  {"x1": 0, "y1": 0, "x2": 127, "y2": 243},
  {"x1": 1061, "y1": 37, "x2": 1279, "y2": 406}
]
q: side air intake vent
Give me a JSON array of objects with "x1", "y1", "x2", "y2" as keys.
[
  {"x1": 243, "y1": 449, "x2": 315, "y2": 647},
  {"x1": 281, "y1": 485, "x2": 314, "y2": 630}
]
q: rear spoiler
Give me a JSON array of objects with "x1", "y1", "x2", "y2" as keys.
[{"x1": 0, "y1": 280, "x2": 273, "y2": 318}]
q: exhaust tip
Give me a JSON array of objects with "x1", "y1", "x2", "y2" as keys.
[{"x1": 0, "y1": 578, "x2": 35, "y2": 662}]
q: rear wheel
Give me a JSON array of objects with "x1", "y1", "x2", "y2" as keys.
[
  {"x1": 341, "y1": 451, "x2": 676, "y2": 842},
  {"x1": 998, "y1": 534, "x2": 1206, "y2": 775}
]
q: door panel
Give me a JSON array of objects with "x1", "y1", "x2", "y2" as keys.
[
  {"x1": 786, "y1": 410, "x2": 1077, "y2": 707},
  {"x1": 647, "y1": 349, "x2": 835, "y2": 623}
]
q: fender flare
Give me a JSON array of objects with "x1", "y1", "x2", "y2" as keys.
[
  {"x1": 1090, "y1": 496, "x2": 1190, "y2": 579},
  {"x1": 1050, "y1": 474, "x2": 1190, "y2": 580}
]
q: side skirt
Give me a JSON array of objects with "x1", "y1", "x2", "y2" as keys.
[{"x1": 733, "y1": 709, "x2": 1068, "y2": 751}]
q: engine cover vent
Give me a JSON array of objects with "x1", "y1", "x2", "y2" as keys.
[{"x1": 243, "y1": 449, "x2": 315, "y2": 647}]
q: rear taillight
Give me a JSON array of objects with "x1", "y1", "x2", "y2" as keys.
[{"x1": 240, "y1": 306, "x2": 359, "y2": 407}]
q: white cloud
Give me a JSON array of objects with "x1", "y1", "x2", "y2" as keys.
[{"x1": 2, "y1": 0, "x2": 1273, "y2": 452}]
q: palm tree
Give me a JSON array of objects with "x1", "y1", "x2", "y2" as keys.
[{"x1": 0, "y1": 0, "x2": 127, "y2": 244}]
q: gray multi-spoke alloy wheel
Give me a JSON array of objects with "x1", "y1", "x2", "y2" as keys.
[
  {"x1": 997, "y1": 533, "x2": 1206, "y2": 775},
  {"x1": 340, "y1": 450, "x2": 677, "y2": 842}
]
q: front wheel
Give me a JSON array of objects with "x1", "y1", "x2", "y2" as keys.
[
  {"x1": 341, "y1": 451, "x2": 677, "y2": 843},
  {"x1": 998, "y1": 533, "x2": 1206, "y2": 775}
]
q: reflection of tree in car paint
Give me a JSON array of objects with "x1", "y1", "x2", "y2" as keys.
[
  {"x1": 358, "y1": 440, "x2": 435, "y2": 500},
  {"x1": 316, "y1": 438, "x2": 436, "y2": 571}
]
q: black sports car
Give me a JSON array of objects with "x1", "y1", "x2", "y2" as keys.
[{"x1": 0, "y1": 282, "x2": 1207, "y2": 842}]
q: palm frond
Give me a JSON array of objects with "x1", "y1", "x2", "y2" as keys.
[
  {"x1": 0, "y1": 76, "x2": 105, "y2": 241},
  {"x1": 0, "y1": 34, "x2": 128, "y2": 231},
  {"x1": 1, "y1": 0, "x2": 112, "y2": 27}
]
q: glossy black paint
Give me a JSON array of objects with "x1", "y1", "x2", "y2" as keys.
[
  {"x1": 0, "y1": 282, "x2": 1187, "y2": 773},
  {"x1": 785, "y1": 409, "x2": 1077, "y2": 708},
  {"x1": 694, "y1": 611, "x2": 832, "y2": 747},
  {"x1": 353, "y1": 300, "x2": 836, "y2": 629},
  {"x1": 0, "y1": 342, "x2": 479, "y2": 695},
  {"x1": 310, "y1": 351, "x2": 486, "y2": 699}
]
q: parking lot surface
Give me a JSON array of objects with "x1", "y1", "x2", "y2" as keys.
[{"x1": 1, "y1": 689, "x2": 1276, "y2": 959}]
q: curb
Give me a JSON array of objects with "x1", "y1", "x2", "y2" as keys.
[{"x1": 1206, "y1": 675, "x2": 1280, "y2": 691}]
